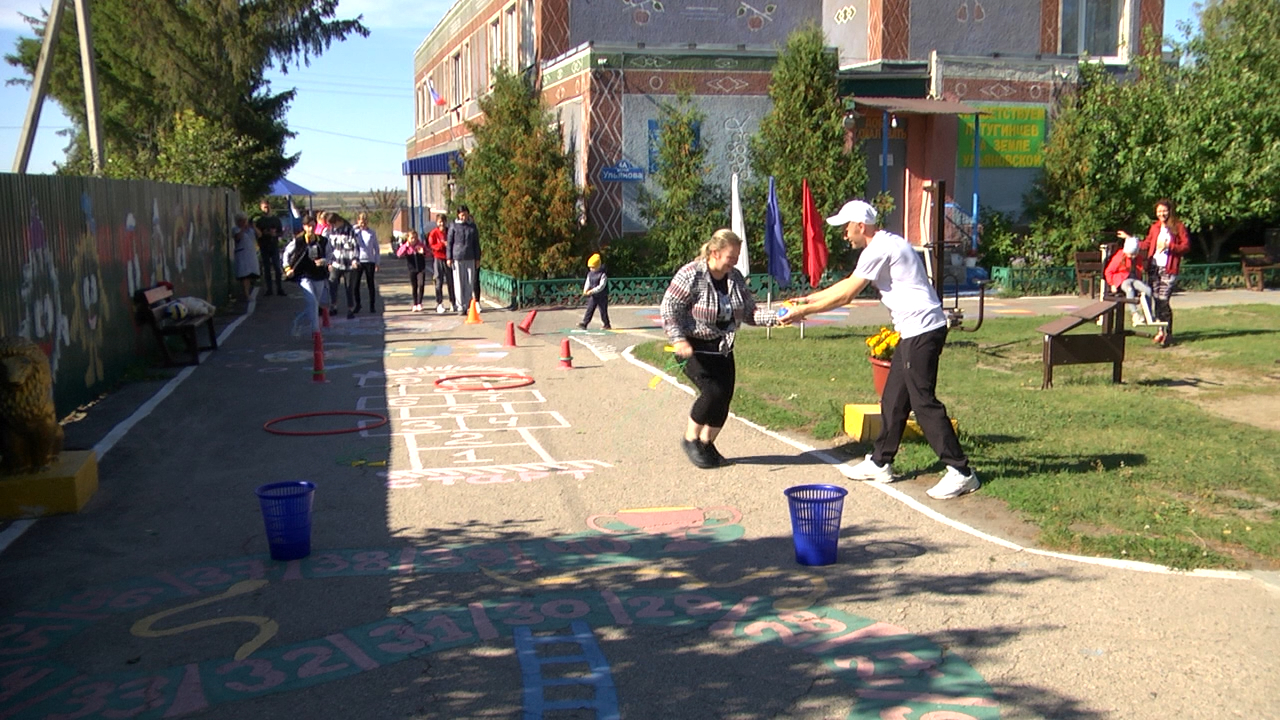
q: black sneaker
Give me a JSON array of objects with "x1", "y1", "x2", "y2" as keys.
[
  {"x1": 346, "y1": 311, "x2": 355, "y2": 320},
  {"x1": 703, "y1": 442, "x2": 730, "y2": 466},
  {"x1": 681, "y1": 439, "x2": 717, "y2": 469},
  {"x1": 577, "y1": 322, "x2": 587, "y2": 330}
]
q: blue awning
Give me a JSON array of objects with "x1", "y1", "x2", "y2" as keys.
[
  {"x1": 268, "y1": 177, "x2": 314, "y2": 196},
  {"x1": 402, "y1": 151, "x2": 463, "y2": 176}
]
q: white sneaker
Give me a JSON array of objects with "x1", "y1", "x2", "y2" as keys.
[
  {"x1": 927, "y1": 466, "x2": 980, "y2": 499},
  {"x1": 412, "y1": 304, "x2": 421, "y2": 312},
  {"x1": 436, "y1": 303, "x2": 445, "y2": 314},
  {"x1": 1131, "y1": 312, "x2": 1143, "y2": 326},
  {"x1": 847, "y1": 455, "x2": 895, "y2": 483}
]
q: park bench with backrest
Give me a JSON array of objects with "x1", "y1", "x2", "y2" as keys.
[
  {"x1": 1074, "y1": 250, "x2": 1103, "y2": 298},
  {"x1": 133, "y1": 285, "x2": 217, "y2": 366},
  {"x1": 1240, "y1": 245, "x2": 1279, "y2": 291}
]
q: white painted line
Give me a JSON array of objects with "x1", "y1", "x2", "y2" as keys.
[
  {"x1": 621, "y1": 345, "x2": 1255, "y2": 582},
  {"x1": 517, "y1": 427, "x2": 557, "y2": 463},
  {"x1": 2, "y1": 299, "x2": 259, "y2": 557}
]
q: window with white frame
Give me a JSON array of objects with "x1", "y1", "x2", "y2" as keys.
[
  {"x1": 489, "y1": 17, "x2": 501, "y2": 85},
  {"x1": 462, "y1": 42, "x2": 472, "y2": 100},
  {"x1": 1060, "y1": 0, "x2": 1132, "y2": 58},
  {"x1": 451, "y1": 52, "x2": 462, "y2": 108},
  {"x1": 520, "y1": 0, "x2": 535, "y2": 70},
  {"x1": 505, "y1": 5, "x2": 518, "y2": 71}
]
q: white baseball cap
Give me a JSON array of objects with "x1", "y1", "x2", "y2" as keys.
[{"x1": 826, "y1": 200, "x2": 878, "y2": 227}]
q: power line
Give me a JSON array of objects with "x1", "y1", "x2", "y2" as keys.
[
  {"x1": 289, "y1": 124, "x2": 405, "y2": 146},
  {"x1": 287, "y1": 87, "x2": 406, "y2": 99}
]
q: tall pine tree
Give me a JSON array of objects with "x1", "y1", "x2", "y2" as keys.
[
  {"x1": 453, "y1": 68, "x2": 587, "y2": 279},
  {"x1": 6, "y1": 0, "x2": 366, "y2": 198},
  {"x1": 749, "y1": 24, "x2": 867, "y2": 275}
]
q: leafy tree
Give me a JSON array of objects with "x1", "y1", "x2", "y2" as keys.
[
  {"x1": 5, "y1": 0, "x2": 367, "y2": 198},
  {"x1": 1167, "y1": 0, "x2": 1280, "y2": 259},
  {"x1": 453, "y1": 67, "x2": 587, "y2": 279},
  {"x1": 637, "y1": 92, "x2": 729, "y2": 273},
  {"x1": 748, "y1": 23, "x2": 867, "y2": 276}
]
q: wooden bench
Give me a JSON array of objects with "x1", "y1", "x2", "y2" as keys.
[
  {"x1": 1241, "y1": 245, "x2": 1279, "y2": 291},
  {"x1": 1074, "y1": 251, "x2": 1103, "y2": 298},
  {"x1": 1036, "y1": 300, "x2": 1126, "y2": 389},
  {"x1": 134, "y1": 286, "x2": 217, "y2": 366}
]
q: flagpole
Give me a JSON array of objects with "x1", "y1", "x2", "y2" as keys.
[{"x1": 766, "y1": 280, "x2": 773, "y2": 339}]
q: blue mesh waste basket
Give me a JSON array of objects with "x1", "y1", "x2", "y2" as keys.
[
  {"x1": 255, "y1": 481, "x2": 316, "y2": 561},
  {"x1": 784, "y1": 484, "x2": 848, "y2": 566}
]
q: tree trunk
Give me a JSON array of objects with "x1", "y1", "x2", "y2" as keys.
[{"x1": 1195, "y1": 226, "x2": 1234, "y2": 263}]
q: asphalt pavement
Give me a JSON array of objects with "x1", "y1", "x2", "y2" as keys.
[{"x1": 1, "y1": 264, "x2": 1277, "y2": 719}]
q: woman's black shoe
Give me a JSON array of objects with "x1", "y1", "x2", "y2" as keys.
[
  {"x1": 681, "y1": 438, "x2": 716, "y2": 469},
  {"x1": 704, "y1": 442, "x2": 730, "y2": 466}
]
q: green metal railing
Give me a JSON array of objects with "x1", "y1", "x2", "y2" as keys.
[
  {"x1": 990, "y1": 262, "x2": 1254, "y2": 296},
  {"x1": 478, "y1": 269, "x2": 850, "y2": 309}
]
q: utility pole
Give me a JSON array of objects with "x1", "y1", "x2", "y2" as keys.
[
  {"x1": 12, "y1": 0, "x2": 67, "y2": 173},
  {"x1": 10, "y1": 0, "x2": 106, "y2": 175}
]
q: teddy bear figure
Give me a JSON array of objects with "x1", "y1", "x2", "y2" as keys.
[{"x1": 0, "y1": 336, "x2": 65, "y2": 474}]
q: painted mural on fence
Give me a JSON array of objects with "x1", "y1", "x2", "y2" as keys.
[{"x1": 0, "y1": 174, "x2": 238, "y2": 416}]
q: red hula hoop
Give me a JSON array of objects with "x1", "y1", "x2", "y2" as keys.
[
  {"x1": 434, "y1": 373, "x2": 535, "y2": 392},
  {"x1": 263, "y1": 411, "x2": 389, "y2": 436}
]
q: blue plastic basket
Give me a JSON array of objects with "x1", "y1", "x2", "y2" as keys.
[
  {"x1": 255, "y1": 481, "x2": 316, "y2": 561},
  {"x1": 784, "y1": 484, "x2": 848, "y2": 566}
]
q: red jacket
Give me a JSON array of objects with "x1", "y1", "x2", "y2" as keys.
[
  {"x1": 1104, "y1": 250, "x2": 1143, "y2": 288},
  {"x1": 1140, "y1": 221, "x2": 1190, "y2": 275},
  {"x1": 427, "y1": 227, "x2": 448, "y2": 260}
]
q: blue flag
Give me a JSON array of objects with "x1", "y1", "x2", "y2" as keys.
[{"x1": 765, "y1": 176, "x2": 790, "y2": 288}]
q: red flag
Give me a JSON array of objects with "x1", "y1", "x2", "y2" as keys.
[{"x1": 801, "y1": 179, "x2": 828, "y2": 288}]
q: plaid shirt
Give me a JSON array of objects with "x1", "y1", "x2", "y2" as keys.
[{"x1": 661, "y1": 258, "x2": 777, "y2": 355}]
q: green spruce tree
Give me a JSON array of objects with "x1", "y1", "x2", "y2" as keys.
[
  {"x1": 6, "y1": 0, "x2": 367, "y2": 198},
  {"x1": 453, "y1": 68, "x2": 587, "y2": 279},
  {"x1": 749, "y1": 23, "x2": 867, "y2": 277},
  {"x1": 637, "y1": 92, "x2": 729, "y2": 273}
]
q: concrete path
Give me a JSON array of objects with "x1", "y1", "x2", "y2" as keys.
[{"x1": 1, "y1": 268, "x2": 1276, "y2": 719}]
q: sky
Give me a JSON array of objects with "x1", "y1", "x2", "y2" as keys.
[{"x1": 0, "y1": 0, "x2": 1202, "y2": 195}]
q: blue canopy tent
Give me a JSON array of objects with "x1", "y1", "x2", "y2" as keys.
[{"x1": 267, "y1": 177, "x2": 314, "y2": 233}]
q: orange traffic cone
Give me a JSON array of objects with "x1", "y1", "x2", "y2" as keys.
[
  {"x1": 517, "y1": 309, "x2": 538, "y2": 334},
  {"x1": 504, "y1": 321, "x2": 517, "y2": 347},
  {"x1": 558, "y1": 338, "x2": 573, "y2": 369},
  {"x1": 312, "y1": 332, "x2": 327, "y2": 383},
  {"x1": 464, "y1": 297, "x2": 482, "y2": 324}
]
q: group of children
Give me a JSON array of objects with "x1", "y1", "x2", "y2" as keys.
[{"x1": 279, "y1": 211, "x2": 381, "y2": 337}]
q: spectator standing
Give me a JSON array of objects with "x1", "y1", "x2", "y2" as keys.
[
  {"x1": 325, "y1": 214, "x2": 360, "y2": 319},
  {"x1": 352, "y1": 212, "x2": 380, "y2": 313},
  {"x1": 447, "y1": 205, "x2": 481, "y2": 314},
  {"x1": 427, "y1": 213, "x2": 457, "y2": 313},
  {"x1": 396, "y1": 230, "x2": 429, "y2": 312},
  {"x1": 578, "y1": 253, "x2": 611, "y2": 330},
  {"x1": 253, "y1": 200, "x2": 286, "y2": 296},
  {"x1": 232, "y1": 212, "x2": 260, "y2": 304},
  {"x1": 782, "y1": 200, "x2": 980, "y2": 500}
]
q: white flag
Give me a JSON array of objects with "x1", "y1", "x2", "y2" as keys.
[{"x1": 731, "y1": 172, "x2": 750, "y2": 277}]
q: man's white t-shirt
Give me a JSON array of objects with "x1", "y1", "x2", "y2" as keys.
[{"x1": 852, "y1": 230, "x2": 947, "y2": 339}]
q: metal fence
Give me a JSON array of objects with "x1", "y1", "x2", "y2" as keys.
[
  {"x1": 478, "y1": 270, "x2": 844, "y2": 310},
  {"x1": 0, "y1": 173, "x2": 239, "y2": 417},
  {"x1": 989, "y1": 262, "x2": 1253, "y2": 296}
]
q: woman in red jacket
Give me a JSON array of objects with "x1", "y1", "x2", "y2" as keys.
[{"x1": 1122, "y1": 199, "x2": 1190, "y2": 347}]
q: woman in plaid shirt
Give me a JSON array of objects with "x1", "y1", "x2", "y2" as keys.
[{"x1": 661, "y1": 229, "x2": 780, "y2": 469}]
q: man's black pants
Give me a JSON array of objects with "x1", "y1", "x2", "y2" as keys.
[{"x1": 872, "y1": 326, "x2": 969, "y2": 472}]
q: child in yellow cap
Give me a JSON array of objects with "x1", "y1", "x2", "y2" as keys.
[{"x1": 578, "y1": 253, "x2": 611, "y2": 330}]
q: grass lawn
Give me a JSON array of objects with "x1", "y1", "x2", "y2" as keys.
[{"x1": 633, "y1": 304, "x2": 1280, "y2": 570}]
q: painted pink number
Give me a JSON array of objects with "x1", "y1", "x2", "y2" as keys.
[
  {"x1": 741, "y1": 620, "x2": 802, "y2": 646},
  {"x1": 100, "y1": 676, "x2": 169, "y2": 718},
  {"x1": 43, "y1": 681, "x2": 115, "y2": 719},
  {"x1": 626, "y1": 596, "x2": 675, "y2": 619},
  {"x1": 540, "y1": 599, "x2": 591, "y2": 619},
  {"x1": 495, "y1": 602, "x2": 544, "y2": 625},
  {"x1": 57, "y1": 590, "x2": 115, "y2": 613},
  {"x1": 311, "y1": 554, "x2": 350, "y2": 573},
  {"x1": 0, "y1": 623, "x2": 73, "y2": 655},
  {"x1": 216, "y1": 658, "x2": 286, "y2": 693},
  {"x1": 108, "y1": 588, "x2": 166, "y2": 610},
  {"x1": 352, "y1": 552, "x2": 391, "y2": 572},
  {"x1": 673, "y1": 594, "x2": 722, "y2": 616},
  {"x1": 282, "y1": 647, "x2": 348, "y2": 679}
]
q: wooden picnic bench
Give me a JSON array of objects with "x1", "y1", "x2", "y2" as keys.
[
  {"x1": 1241, "y1": 245, "x2": 1279, "y2": 291},
  {"x1": 134, "y1": 286, "x2": 217, "y2": 366},
  {"x1": 1036, "y1": 300, "x2": 1126, "y2": 389}
]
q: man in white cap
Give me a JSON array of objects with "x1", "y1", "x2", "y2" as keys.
[{"x1": 782, "y1": 199, "x2": 979, "y2": 499}]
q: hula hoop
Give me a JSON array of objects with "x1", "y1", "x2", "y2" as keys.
[
  {"x1": 434, "y1": 373, "x2": 535, "y2": 392},
  {"x1": 263, "y1": 411, "x2": 389, "y2": 436}
]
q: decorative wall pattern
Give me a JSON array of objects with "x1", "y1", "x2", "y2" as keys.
[
  {"x1": 882, "y1": 0, "x2": 911, "y2": 58},
  {"x1": 0, "y1": 174, "x2": 236, "y2": 416},
  {"x1": 1039, "y1": 0, "x2": 1059, "y2": 54},
  {"x1": 1138, "y1": 0, "x2": 1164, "y2": 55},
  {"x1": 542, "y1": 0, "x2": 572, "y2": 61},
  {"x1": 586, "y1": 70, "x2": 626, "y2": 241}
]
